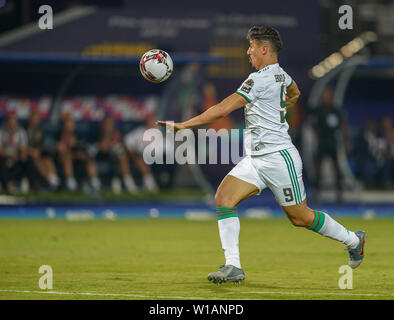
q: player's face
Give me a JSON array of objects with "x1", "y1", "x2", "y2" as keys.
[{"x1": 247, "y1": 39, "x2": 265, "y2": 70}]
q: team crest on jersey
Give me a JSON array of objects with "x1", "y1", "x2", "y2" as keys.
[{"x1": 240, "y1": 79, "x2": 254, "y2": 94}]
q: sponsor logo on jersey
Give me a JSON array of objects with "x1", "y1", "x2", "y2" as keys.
[
  {"x1": 274, "y1": 74, "x2": 285, "y2": 82},
  {"x1": 240, "y1": 78, "x2": 254, "y2": 94}
]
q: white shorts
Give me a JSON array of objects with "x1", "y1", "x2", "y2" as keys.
[{"x1": 228, "y1": 147, "x2": 306, "y2": 206}]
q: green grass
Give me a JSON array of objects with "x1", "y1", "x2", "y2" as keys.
[{"x1": 0, "y1": 218, "x2": 393, "y2": 300}]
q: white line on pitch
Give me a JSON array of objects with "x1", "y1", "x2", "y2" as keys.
[
  {"x1": 0, "y1": 289, "x2": 226, "y2": 300},
  {"x1": 239, "y1": 290, "x2": 394, "y2": 297},
  {"x1": 0, "y1": 289, "x2": 393, "y2": 299}
]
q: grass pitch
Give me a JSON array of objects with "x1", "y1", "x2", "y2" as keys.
[{"x1": 0, "y1": 217, "x2": 393, "y2": 300}]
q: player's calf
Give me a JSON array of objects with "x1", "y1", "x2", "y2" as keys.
[
  {"x1": 282, "y1": 201, "x2": 365, "y2": 267},
  {"x1": 281, "y1": 201, "x2": 315, "y2": 228}
]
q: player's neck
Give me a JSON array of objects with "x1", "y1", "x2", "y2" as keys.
[{"x1": 257, "y1": 57, "x2": 278, "y2": 70}]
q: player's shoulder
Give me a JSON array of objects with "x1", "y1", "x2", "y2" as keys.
[
  {"x1": 244, "y1": 71, "x2": 259, "y2": 81},
  {"x1": 245, "y1": 70, "x2": 267, "y2": 87},
  {"x1": 254, "y1": 64, "x2": 287, "y2": 82},
  {"x1": 239, "y1": 72, "x2": 261, "y2": 93},
  {"x1": 276, "y1": 64, "x2": 293, "y2": 78},
  {"x1": 256, "y1": 64, "x2": 273, "y2": 75},
  {"x1": 271, "y1": 64, "x2": 293, "y2": 87}
]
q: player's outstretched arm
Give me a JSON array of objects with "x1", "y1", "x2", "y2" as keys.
[
  {"x1": 156, "y1": 92, "x2": 247, "y2": 131},
  {"x1": 286, "y1": 81, "x2": 301, "y2": 109}
]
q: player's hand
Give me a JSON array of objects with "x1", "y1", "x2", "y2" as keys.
[{"x1": 155, "y1": 121, "x2": 186, "y2": 132}]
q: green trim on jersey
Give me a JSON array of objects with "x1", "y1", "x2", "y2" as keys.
[
  {"x1": 260, "y1": 66, "x2": 270, "y2": 72},
  {"x1": 283, "y1": 149, "x2": 302, "y2": 204},
  {"x1": 279, "y1": 150, "x2": 302, "y2": 204},
  {"x1": 286, "y1": 79, "x2": 293, "y2": 88},
  {"x1": 235, "y1": 91, "x2": 251, "y2": 103}
]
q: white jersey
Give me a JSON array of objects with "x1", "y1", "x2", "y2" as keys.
[{"x1": 236, "y1": 63, "x2": 295, "y2": 156}]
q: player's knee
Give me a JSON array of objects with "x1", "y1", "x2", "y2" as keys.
[{"x1": 214, "y1": 192, "x2": 236, "y2": 208}]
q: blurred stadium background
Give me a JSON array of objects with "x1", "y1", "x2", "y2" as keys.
[{"x1": 0, "y1": 0, "x2": 393, "y2": 220}]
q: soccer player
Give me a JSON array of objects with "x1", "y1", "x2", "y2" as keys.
[{"x1": 156, "y1": 26, "x2": 366, "y2": 284}]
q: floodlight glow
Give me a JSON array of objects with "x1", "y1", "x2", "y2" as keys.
[{"x1": 310, "y1": 32, "x2": 378, "y2": 79}]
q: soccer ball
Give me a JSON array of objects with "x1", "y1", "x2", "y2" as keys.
[{"x1": 139, "y1": 49, "x2": 173, "y2": 83}]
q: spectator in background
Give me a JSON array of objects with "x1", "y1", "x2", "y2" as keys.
[
  {"x1": 381, "y1": 116, "x2": 394, "y2": 188},
  {"x1": 26, "y1": 110, "x2": 60, "y2": 190},
  {"x1": 360, "y1": 119, "x2": 391, "y2": 189},
  {"x1": 286, "y1": 100, "x2": 303, "y2": 149},
  {"x1": 381, "y1": 115, "x2": 394, "y2": 154},
  {"x1": 202, "y1": 83, "x2": 234, "y2": 131},
  {"x1": 313, "y1": 88, "x2": 349, "y2": 203},
  {"x1": 124, "y1": 114, "x2": 159, "y2": 193},
  {"x1": 202, "y1": 83, "x2": 238, "y2": 168},
  {"x1": 95, "y1": 115, "x2": 139, "y2": 194},
  {"x1": 0, "y1": 112, "x2": 28, "y2": 193},
  {"x1": 56, "y1": 115, "x2": 101, "y2": 192}
]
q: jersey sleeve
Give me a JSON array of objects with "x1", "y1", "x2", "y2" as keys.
[
  {"x1": 235, "y1": 73, "x2": 261, "y2": 103},
  {"x1": 285, "y1": 73, "x2": 293, "y2": 88}
]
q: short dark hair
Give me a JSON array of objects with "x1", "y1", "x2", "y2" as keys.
[{"x1": 247, "y1": 26, "x2": 283, "y2": 53}]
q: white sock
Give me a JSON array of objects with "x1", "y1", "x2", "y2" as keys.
[
  {"x1": 217, "y1": 207, "x2": 241, "y2": 269},
  {"x1": 66, "y1": 176, "x2": 77, "y2": 191},
  {"x1": 124, "y1": 175, "x2": 139, "y2": 193},
  {"x1": 20, "y1": 177, "x2": 29, "y2": 194},
  {"x1": 90, "y1": 176, "x2": 101, "y2": 191},
  {"x1": 143, "y1": 174, "x2": 159, "y2": 192},
  {"x1": 48, "y1": 174, "x2": 60, "y2": 187},
  {"x1": 309, "y1": 211, "x2": 360, "y2": 248}
]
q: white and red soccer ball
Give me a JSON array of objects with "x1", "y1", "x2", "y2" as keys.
[{"x1": 139, "y1": 49, "x2": 173, "y2": 83}]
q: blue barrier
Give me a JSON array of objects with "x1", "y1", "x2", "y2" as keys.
[{"x1": 0, "y1": 201, "x2": 393, "y2": 219}]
